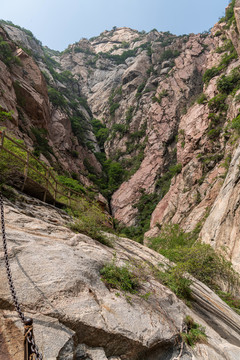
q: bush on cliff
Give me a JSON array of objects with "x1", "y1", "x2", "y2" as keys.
[{"x1": 149, "y1": 224, "x2": 240, "y2": 308}]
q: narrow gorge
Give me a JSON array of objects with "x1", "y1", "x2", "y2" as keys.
[{"x1": 0, "y1": 0, "x2": 240, "y2": 359}]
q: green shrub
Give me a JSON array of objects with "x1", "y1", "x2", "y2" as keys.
[
  {"x1": 207, "y1": 128, "x2": 221, "y2": 139},
  {"x1": 203, "y1": 45, "x2": 237, "y2": 84},
  {"x1": 156, "y1": 163, "x2": 182, "y2": 198},
  {"x1": 150, "y1": 224, "x2": 195, "y2": 253},
  {"x1": 216, "y1": 291, "x2": 240, "y2": 315},
  {"x1": 112, "y1": 123, "x2": 126, "y2": 133},
  {"x1": 219, "y1": 0, "x2": 236, "y2": 26},
  {"x1": 181, "y1": 316, "x2": 207, "y2": 347},
  {"x1": 70, "y1": 114, "x2": 87, "y2": 144},
  {"x1": 0, "y1": 132, "x2": 26, "y2": 183},
  {"x1": 48, "y1": 87, "x2": 67, "y2": 109},
  {"x1": 99, "y1": 49, "x2": 137, "y2": 64},
  {"x1": 217, "y1": 67, "x2": 240, "y2": 94},
  {"x1": 149, "y1": 224, "x2": 240, "y2": 297},
  {"x1": 0, "y1": 129, "x2": 47, "y2": 186},
  {"x1": 0, "y1": 107, "x2": 14, "y2": 122},
  {"x1": 196, "y1": 93, "x2": 207, "y2": 104},
  {"x1": 69, "y1": 198, "x2": 112, "y2": 246},
  {"x1": 231, "y1": 113, "x2": 240, "y2": 134},
  {"x1": 57, "y1": 175, "x2": 86, "y2": 194},
  {"x1": 160, "y1": 49, "x2": 180, "y2": 62},
  {"x1": 109, "y1": 102, "x2": 120, "y2": 115},
  {"x1": 91, "y1": 118, "x2": 109, "y2": 149},
  {"x1": 208, "y1": 93, "x2": 228, "y2": 112},
  {"x1": 136, "y1": 81, "x2": 146, "y2": 98},
  {"x1": 31, "y1": 127, "x2": 54, "y2": 160},
  {"x1": 203, "y1": 67, "x2": 220, "y2": 84},
  {"x1": 107, "y1": 161, "x2": 125, "y2": 193},
  {"x1": 0, "y1": 36, "x2": 21, "y2": 67},
  {"x1": 152, "y1": 90, "x2": 168, "y2": 104},
  {"x1": 216, "y1": 39, "x2": 235, "y2": 54},
  {"x1": 125, "y1": 106, "x2": 135, "y2": 123},
  {"x1": 100, "y1": 261, "x2": 139, "y2": 293}
]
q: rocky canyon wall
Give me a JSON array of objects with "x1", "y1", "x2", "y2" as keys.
[{"x1": 1, "y1": 2, "x2": 240, "y2": 270}]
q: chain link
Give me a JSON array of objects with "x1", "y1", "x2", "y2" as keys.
[{"x1": 0, "y1": 192, "x2": 43, "y2": 360}]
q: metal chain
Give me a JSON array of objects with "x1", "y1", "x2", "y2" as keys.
[{"x1": 0, "y1": 192, "x2": 43, "y2": 360}]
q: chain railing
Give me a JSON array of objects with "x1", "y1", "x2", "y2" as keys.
[{"x1": 0, "y1": 193, "x2": 43, "y2": 359}]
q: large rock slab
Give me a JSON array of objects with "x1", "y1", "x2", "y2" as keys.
[{"x1": 0, "y1": 194, "x2": 240, "y2": 359}]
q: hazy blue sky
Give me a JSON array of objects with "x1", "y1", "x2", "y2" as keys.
[{"x1": 1, "y1": 0, "x2": 230, "y2": 51}]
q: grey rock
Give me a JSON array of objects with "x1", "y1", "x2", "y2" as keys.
[{"x1": 0, "y1": 197, "x2": 240, "y2": 359}]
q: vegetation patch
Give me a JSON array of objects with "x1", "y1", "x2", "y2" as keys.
[
  {"x1": 69, "y1": 198, "x2": 113, "y2": 247},
  {"x1": 231, "y1": 113, "x2": 240, "y2": 134},
  {"x1": 149, "y1": 224, "x2": 240, "y2": 308},
  {"x1": 91, "y1": 118, "x2": 109, "y2": 150},
  {"x1": 99, "y1": 49, "x2": 137, "y2": 65},
  {"x1": 136, "y1": 81, "x2": 147, "y2": 98},
  {"x1": 159, "y1": 49, "x2": 180, "y2": 62},
  {"x1": 181, "y1": 316, "x2": 207, "y2": 347},
  {"x1": 203, "y1": 41, "x2": 237, "y2": 84},
  {"x1": 152, "y1": 90, "x2": 168, "y2": 104},
  {"x1": 47, "y1": 86, "x2": 67, "y2": 109},
  {"x1": 196, "y1": 93, "x2": 207, "y2": 105},
  {"x1": 100, "y1": 261, "x2": 139, "y2": 293},
  {"x1": 31, "y1": 127, "x2": 54, "y2": 160},
  {"x1": 155, "y1": 163, "x2": 182, "y2": 199},
  {"x1": 219, "y1": 0, "x2": 236, "y2": 27},
  {"x1": 217, "y1": 67, "x2": 240, "y2": 94},
  {"x1": 0, "y1": 107, "x2": 14, "y2": 122},
  {"x1": 0, "y1": 36, "x2": 21, "y2": 67}
]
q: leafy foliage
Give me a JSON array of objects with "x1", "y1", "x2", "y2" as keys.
[
  {"x1": 217, "y1": 67, "x2": 240, "y2": 94},
  {"x1": 31, "y1": 127, "x2": 54, "y2": 159},
  {"x1": 208, "y1": 93, "x2": 228, "y2": 112},
  {"x1": 47, "y1": 86, "x2": 67, "y2": 109},
  {"x1": 91, "y1": 118, "x2": 109, "y2": 149},
  {"x1": 0, "y1": 107, "x2": 14, "y2": 122},
  {"x1": 196, "y1": 93, "x2": 207, "y2": 105},
  {"x1": 57, "y1": 175, "x2": 86, "y2": 194},
  {"x1": 219, "y1": 0, "x2": 236, "y2": 26},
  {"x1": 0, "y1": 36, "x2": 21, "y2": 67},
  {"x1": 231, "y1": 113, "x2": 240, "y2": 134},
  {"x1": 159, "y1": 49, "x2": 180, "y2": 62},
  {"x1": 69, "y1": 198, "x2": 113, "y2": 247},
  {"x1": 152, "y1": 90, "x2": 168, "y2": 104},
  {"x1": 155, "y1": 163, "x2": 182, "y2": 198},
  {"x1": 149, "y1": 224, "x2": 240, "y2": 304},
  {"x1": 203, "y1": 41, "x2": 237, "y2": 84},
  {"x1": 99, "y1": 49, "x2": 137, "y2": 65},
  {"x1": 181, "y1": 316, "x2": 207, "y2": 347},
  {"x1": 100, "y1": 261, "x2": 139, "y2": 293}
]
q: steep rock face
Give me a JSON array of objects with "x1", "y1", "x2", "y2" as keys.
[
  {"x1": 110, "y1": 34, "x2": 209, "y2": 225},
  {"x1": 0, "y1": 193, "x2": 240, "y2": 359},
  {"x1": 144, "y1": 3, "x2": 240, "y2": 273},
  {"x1": 200, "y1": 142, "x2": 240, "y2": 273},
  {"x1": 58, "y1": 29, "x2": 210, "y2": 226},
  {"x1": 1, "y1": 2, "x2": 240, "y2": 276},
  {"x1": 0, "y1": 24, "x2": 101, "y2": 185}
]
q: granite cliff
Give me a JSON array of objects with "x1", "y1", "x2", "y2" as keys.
[{"x1": 0, "y1": 0, "x2": 240, "y2": 358}]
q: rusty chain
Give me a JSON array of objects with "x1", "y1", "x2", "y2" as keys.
[{"x1": 0, "y1": 192, "x2": 43, "y2": 360}]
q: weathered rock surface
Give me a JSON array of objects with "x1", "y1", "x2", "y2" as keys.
[
  {"x1": 200, "y1": 142, "x2": 240, "y2": 273},
  {"x1": 0, "y1": 194, "x2": 240, "y2": 359}
]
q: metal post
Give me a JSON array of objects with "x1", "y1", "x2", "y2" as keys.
[
  {"x1": 43, "y1": 169, "x2": 49, "y2": 203},
  {"x1": 0, "y1": 130, "x2": 5, "y2": 150},
  {"x1": 24, "y1": 318, "x2": 34, "y2": 360},
  {"x1": 68, "y1": 190, "x2": 70, "y2": 206},
  {"x1": 21, "y1": 152, "x2": 29, "y2": 192},
  {"x1": 54, "y1": 182, "x2": 57, "y2": 206}
]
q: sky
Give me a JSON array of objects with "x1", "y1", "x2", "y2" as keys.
[{"x1": 1, "y1": 0, "x2": 230, "y2": 51}]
